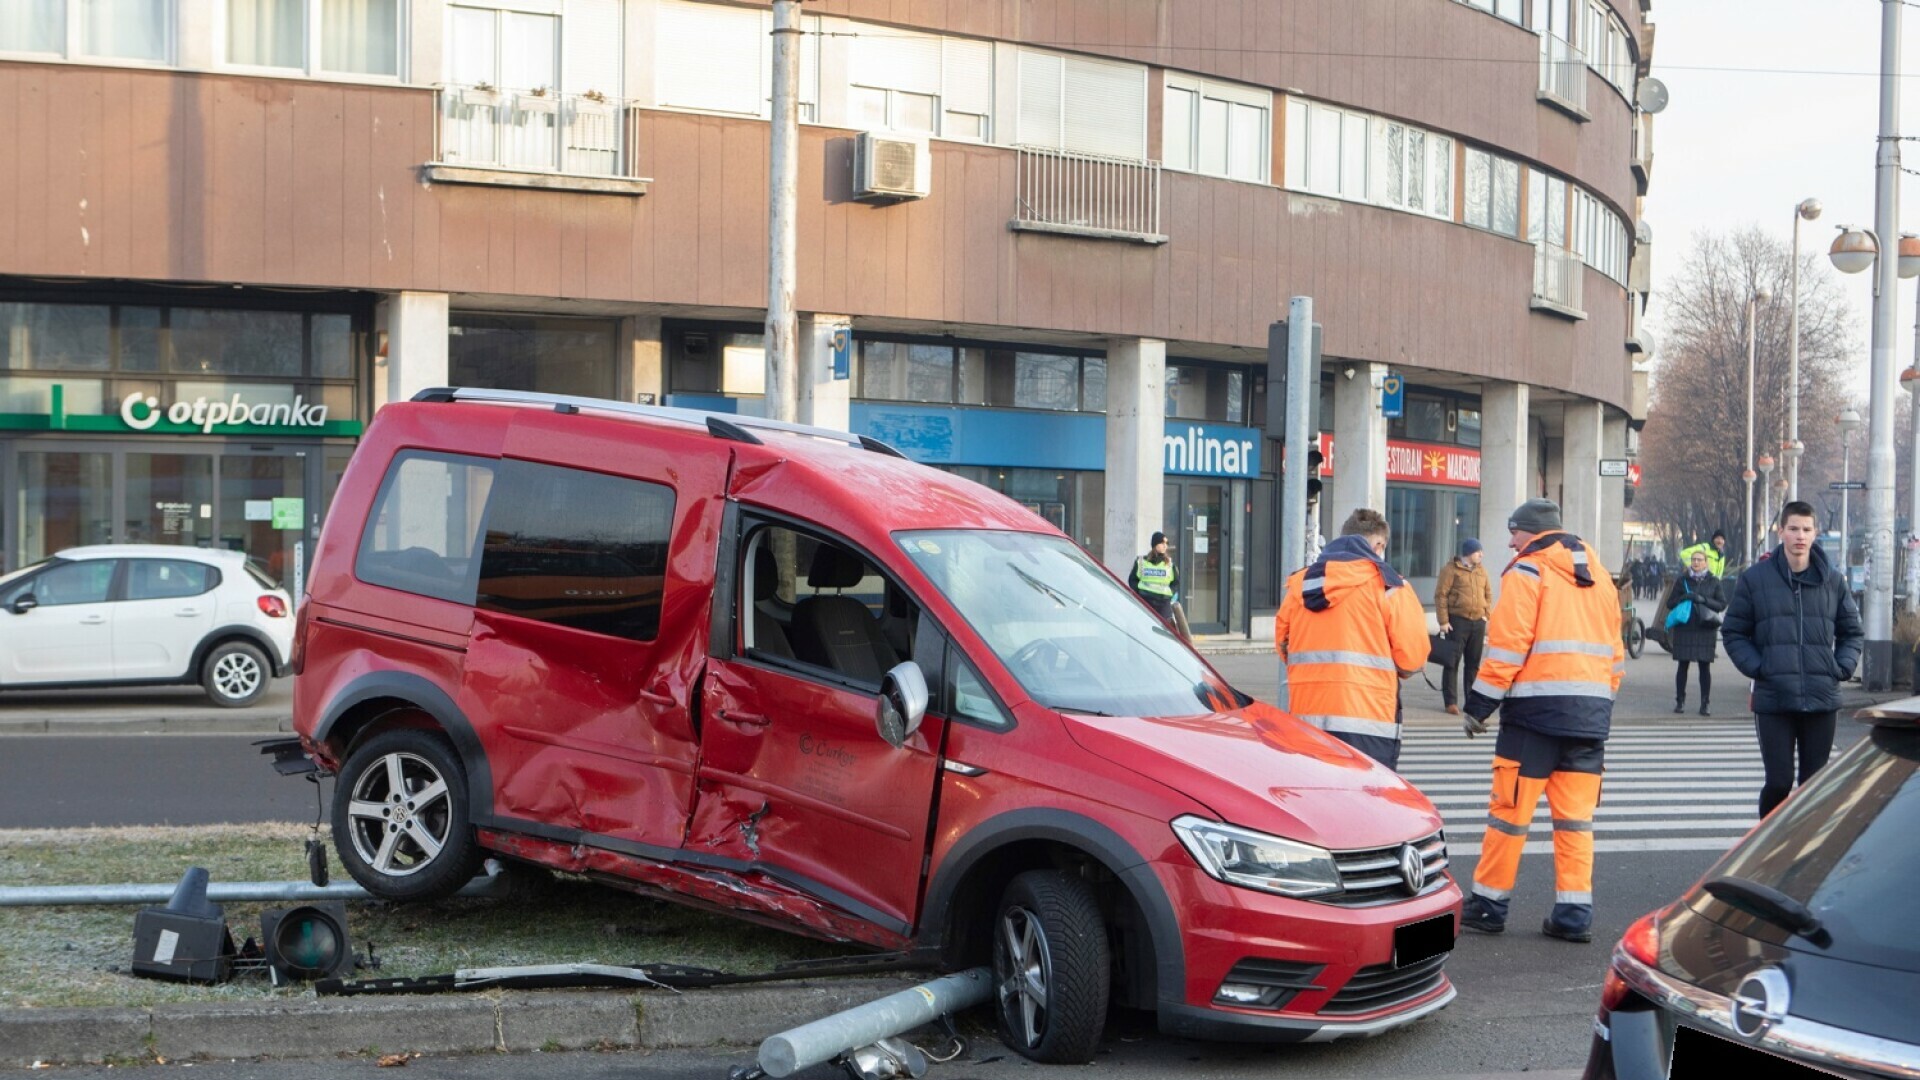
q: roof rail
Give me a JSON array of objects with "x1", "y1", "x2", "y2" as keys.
[{"x1": 409, "y1": 387, "x2": 905, "y2": 457}]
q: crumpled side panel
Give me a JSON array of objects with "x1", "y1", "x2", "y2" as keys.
[{"x1": 477, "y1": 828, "x2": 909, "y2": 950}]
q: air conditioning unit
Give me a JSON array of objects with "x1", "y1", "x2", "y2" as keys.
[{"x1": 853, "y1": 132, "x2": 930, "y2": 201}]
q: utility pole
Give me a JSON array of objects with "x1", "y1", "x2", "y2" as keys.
[
  {"x1": 1864, "y1": 0, "x2": 1902, "y2": 688},
  {"x1": 765, "y1": 0, "x2": 802, "y2": 423}
]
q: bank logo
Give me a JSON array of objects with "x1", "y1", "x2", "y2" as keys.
[{"x1": 121, "y1": 391, "x2": 330, "y2": 434}]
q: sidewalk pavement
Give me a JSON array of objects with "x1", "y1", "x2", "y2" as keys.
[{"x1": 1, "y1": 621, "x2": 1910, "y2": 1067}]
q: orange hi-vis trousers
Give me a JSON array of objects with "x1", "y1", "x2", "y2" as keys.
[{"x1": 1471, "y1": 727, "x2": 1604, "y2": 911}]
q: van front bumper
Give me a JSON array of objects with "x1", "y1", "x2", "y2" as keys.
[{"x1": 1151, "y1": 859, "x2": 1463, "y2": 1043}]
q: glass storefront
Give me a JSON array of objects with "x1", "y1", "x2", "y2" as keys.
[
  {"x1": 448, "y1": 313, "x2": 618, "y2": 398},
  {"x1": 0, "y1": 291, "x2": 367, "y2": 578}
]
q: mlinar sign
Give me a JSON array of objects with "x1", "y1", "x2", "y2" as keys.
[{"x1": 122, "y1": 391, "x2": 329, "y2": 433}]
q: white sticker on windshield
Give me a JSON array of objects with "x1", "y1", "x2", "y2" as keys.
[{"x1": 915, "y1": 540, "x2": 941, "y2": 555}]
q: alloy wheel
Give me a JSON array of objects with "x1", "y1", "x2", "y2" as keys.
[
  {"x1": 211, "y1": 651, "x2": 263, "y2": 701},
  {"x1": 344, "y1": 751, "x2": 453, "y2": 877},
  {"x1": 996, "y1": 904, "x2": 1054, "y2": 1049}
]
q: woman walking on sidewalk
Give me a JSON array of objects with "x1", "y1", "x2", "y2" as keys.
[{"x1": 1663, "y1": 549, "x2": 1726, "y2": 715}]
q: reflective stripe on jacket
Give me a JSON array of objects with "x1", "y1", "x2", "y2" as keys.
[
  {"x1": 1132, "y1": 557, "x2": 1176, "y2": 598},
  {"x1": 1275, "y1": 551, "x2": 1429, "y2": 740},
  {"x1": 1467, "y1": 532, "x2": 1623, "y2": 740}
]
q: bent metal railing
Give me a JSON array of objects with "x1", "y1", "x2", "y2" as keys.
[
  {"x1": 434, "y1": 85, "x2": 632, "y2": 177},
  {"x1": 1012, "y1": 145, "x2": 1166, "y2": 243}
]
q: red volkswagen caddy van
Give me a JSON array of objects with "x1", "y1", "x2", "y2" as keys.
[{"x1": 282, "y1": 388, "x2": 1461, "y2": 1062}]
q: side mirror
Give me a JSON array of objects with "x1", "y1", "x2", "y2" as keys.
[
  {"x1": 876, "y1": 661, "x2": 930, "y2": 749},
  {"x1": 9, "y1": 595, "x2": 37, "y2": 615}
]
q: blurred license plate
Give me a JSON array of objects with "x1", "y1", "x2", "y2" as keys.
[
  {"x1": 1393, "y1": 914, "x2": 1453, "y2": 968},
  {"x1": 1673, "y1": 1025, "x2": 1836, "y2": 1078}
]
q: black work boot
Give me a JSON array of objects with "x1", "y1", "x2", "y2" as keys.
[
  {"x1": 1673, "y1": 695, "x2": 1685, "y2": 714},
  {"x1": 1699, "y1": 700, "x2": 1710, "y2": 716}
]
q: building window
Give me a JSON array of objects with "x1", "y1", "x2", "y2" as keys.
[
  {"x1": 1372, "y1": 119, "x2": 1452, "y2": 218},
  {"x1": 1284, "y1": 98, "x2": 1370, "y2": 201},
  {"x1": 3, "y1": 0, "x2": 171, "y2": 62},
  {"x1": 1016, "y1": 48, "x2": 1147, "y2": 160},
  {"x1": 1583, "y1": 0, "x2": 1635, "y2": 99},
  {"x1": 225, "y1": 0, "x2": 401, "y2": 76},
  {"x1": 849, "y1": 28, "x2": 991, "y2": 140},
  {"x1": 1464, "y1": 147, "x2": 1522, "y2": 237},
  {"x1": 1166, "y1": 364, "x2": 1245, "y2": 424},
  {"x1": 1456, "y1": 407, "x2": 1482, "y2": 448},
  {"x1": 1528, "y1": 172, "x2": 1569, "y2": 248},
  {"x1": 860, "y1": 341, "x2": 956, "y2": 403},
  {"x1": 652, "y1": 0, "x2": 817, "y2": 121},
  {"x1": 448, "y1": 314, "x2": 617, "y2": 399},
  {"x1": 1570, "y1": 187, "x2": 1630, "y2": 284},
  {"x1": 1164, "y1": 76, "x2": 1271, "y2": 183},
  {"x1": 1456, "y1": 0, "x2": 1525, "y2": 26}
]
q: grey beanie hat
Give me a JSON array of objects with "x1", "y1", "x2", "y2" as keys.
[{"x1": 1507, "y1": 498, "x2": 1562, "y2": 534}]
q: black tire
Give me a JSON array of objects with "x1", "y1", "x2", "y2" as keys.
[
  {"x1": 1623, "y1": 617, "x2": 1645, "y2": 660},
  {"x1": 331, "y1": 728, "x2": 484, "y2": 903},
  {"x1": 992, "y1": 870, "x2": 1111, "y2": 1064},
  {"x1": 201, "y1": 640, "x2": 271, "y2": 707}
]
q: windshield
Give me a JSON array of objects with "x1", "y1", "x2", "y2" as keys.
[
  {"x1": 1699, "y1": 726, "x2": 1920, "y2": 969},
  {"x1": 897, "y1": 530, "x2": 1240, "y2": 718}
]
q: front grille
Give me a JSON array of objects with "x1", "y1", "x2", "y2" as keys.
[
  {"x1": 1323, "y1": 830, "x2": 1450, "y2": 906},
  {"x1": 1215, "y1": 957, "x2": 1326, "y2": 1011},
  {"x1": 1321, "y1": 952, "x2": 1450, "y2": 1016}
]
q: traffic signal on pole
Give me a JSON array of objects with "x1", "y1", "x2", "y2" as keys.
[{"x1": 1266, "y1": 319, "x2": 1322, "y2": 444}]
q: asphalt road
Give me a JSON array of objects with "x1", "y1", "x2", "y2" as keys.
[{"x1": 1, "y1": 637, "x2": 1889, "y2": 1078}]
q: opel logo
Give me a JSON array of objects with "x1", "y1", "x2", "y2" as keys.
[
  {"x1": 1399, "y1": 843, "x2": 1426, "y2": 894},
  {"x1": 1730, "y1": 968, "x2": 1790, "y2": 1040}
]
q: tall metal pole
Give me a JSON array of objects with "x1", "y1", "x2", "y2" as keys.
[
  {"x1": 1275, "y1": 298, "x2": 1315, "y2": 712},
  {"x1": 1864, "y1": 0, "x2": 1903, "y2": 688},
  {"x1": 1908, "y1": 313, "x2": 1920, "y2": 613},
  {"x1": 1788, "y1": 209, "x2": 1803, "y2": 500},
  {"x1": 1745, "y1": 296, "x2": 1758, "y2": 566},
  {"x1": 764, "y1": 0, "x2": 802, "y2": 423}
]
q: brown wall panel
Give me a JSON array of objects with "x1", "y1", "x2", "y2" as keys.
[{"x1": 0, "y1": 62, "x2": 1630, "y2": 409}]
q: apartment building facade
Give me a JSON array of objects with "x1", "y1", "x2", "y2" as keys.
[{"x1": 0, "y1": 0, "x2": 1656, "y2": 631}]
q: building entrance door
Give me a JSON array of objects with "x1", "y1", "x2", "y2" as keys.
[
  {"x1": 8, "y1": 441, "x2": 327, "y2": 589},
  {"x1": 1164, "y1": 480, "x2": 1231, "y2": 635}
]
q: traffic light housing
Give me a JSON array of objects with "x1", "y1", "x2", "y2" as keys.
[{"x1": 261, "y1": 903, "x2": 354, "y2": 982}]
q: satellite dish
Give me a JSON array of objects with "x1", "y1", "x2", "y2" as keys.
[
  {"x1": 1636, "y1": 219, "x2": 1654, "y2": 245},
  {"x1": 1636, "y1": 77, "x2": 1670, "y2": 115}
]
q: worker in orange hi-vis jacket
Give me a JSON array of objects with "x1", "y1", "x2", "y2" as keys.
[
  {"x1": 1274, "y1": 508, "x2": 1429, "y2": 771},
  {"x1": 1458, "y1": 497, "x2": 1623, "y2": 945}
]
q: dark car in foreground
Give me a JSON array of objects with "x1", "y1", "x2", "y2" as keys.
[{"x1": 1583, "y1": 700, "x2": 1920, "y2": 1079}]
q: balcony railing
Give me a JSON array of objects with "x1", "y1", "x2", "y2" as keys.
[
  {"x1": 1011, "y1": 146, "x2": 1167, "y2": 244},
  {"x1": 1630, "y1": 111, "x2": 1654, "y2": 190},
  {"x1": 1537, "y1": 33, "x2": 1589, "y2": 118},
  {"x1": 434, "y1": 85, "x2": 633, "y2": 178},
  {"x1": 1532, "y1": 242, "x2": 1586, "y2": 319}
]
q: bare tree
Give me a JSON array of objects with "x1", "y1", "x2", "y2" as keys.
[{"x1": 1635, "y1": 226, "x2": 1859, "y2": 564}]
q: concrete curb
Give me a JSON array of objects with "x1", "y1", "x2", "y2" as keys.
[
  {"x1": 0, "y1": 715, "x2": 294, "y2": 736},
  {"x1": 0, "y1": 978, "x2": 919, "y2": 1068}
]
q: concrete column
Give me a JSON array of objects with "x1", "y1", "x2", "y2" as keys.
[
  {"x1": 373, "y1": 292, "x2": 449, "y2": 412},
  {"x1": 621, "y1": 315, "x2": 664, "y2": 404},
  {"x1": 1562, "y1": 400, "x2": 1605, "y2": 545},
  {"x1": 1102, "y1": 338, "x2": 1167, "y2": 579},
  {"x1": 798, "y1": 314, "x2": 853, "y2": 431},
  {"x1": 1600, "y1": 411, "x2": 1628, "y2": 571},
  {"x1": 1478, "y1": 382, "x2": 1531, "y2": 562},
  {"x1": 1331, "y1": 362, "x2": 1388, "y2": 518}
]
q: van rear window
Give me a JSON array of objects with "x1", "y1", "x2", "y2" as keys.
[
  {"x1": 474, "y1": 459, "x2": 674, "y2": 642},
  {"x1": 356, "y1": 452, "x2": 497, "y2": 604}
]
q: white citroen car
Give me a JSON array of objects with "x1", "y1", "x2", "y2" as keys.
[{"x1": 0, "y1": 545, "x2": 294, "y2": 707}]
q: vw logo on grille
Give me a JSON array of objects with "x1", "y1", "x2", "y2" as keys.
[
  {"x1": 1730, "y1": 968, "x2": 1790, "y2": 1040},
  {"x1": 1398, "y1": 843, "x2": 1426, "y2": 894}
]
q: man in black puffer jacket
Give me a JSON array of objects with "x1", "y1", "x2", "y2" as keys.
[{"x1": 1721, "y1": 500, "x2": 1864, "y2": 817}]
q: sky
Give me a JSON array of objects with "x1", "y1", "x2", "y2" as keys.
[{"x1": 1645, "y1": 0, "x2": 1920, "y2": 401}]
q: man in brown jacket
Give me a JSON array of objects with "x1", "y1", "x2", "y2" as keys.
[{"x1": 1435, "y1": 537, "x2": 1493, "y2": 715}]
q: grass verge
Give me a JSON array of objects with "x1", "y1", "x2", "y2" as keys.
[{"x1": 0, "y1": 824, "x2": 842, "y2": 1008}]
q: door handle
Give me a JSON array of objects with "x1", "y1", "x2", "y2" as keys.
[
  {"x1": 639, "y1": 688, "x2": 676, "y2": 708},
  {"x1": 175, "y1": 608, "x2": 202, "y2": 617},
  {"x1": 79, "y1": 616, "x2": 106, "y2": 625},
  {"x1": 718, "y1": 709, "x2": 770, "y2": 729}
]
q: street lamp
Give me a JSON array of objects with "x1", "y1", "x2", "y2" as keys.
[
  {"x1": 1757, "y1": 452, "x2": 1776, "y2": 537},
  {"x1": 1787, "y1": 197, "x2": 1822, "y2": 502},
  {"x1": 1840, "y1": 407, "x2": 1863, "y2": 585},
  {"x1": 1745, "y1": 283, "x2": 1774, "y2": 567}
]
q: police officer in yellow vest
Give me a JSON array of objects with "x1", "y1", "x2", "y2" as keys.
[
  {"x1": 1678, "y1": 530, "x2": 1728, "y2": 578},
  {"x1": 1129, "y1": 532, "x2": 1179, "y2": 624}
]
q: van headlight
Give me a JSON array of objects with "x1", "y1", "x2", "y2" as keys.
[{"x1": 1172, "y1": 815, "x2": 1343, "y2": 899}]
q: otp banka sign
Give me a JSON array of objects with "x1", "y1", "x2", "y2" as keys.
[
  {"x1": 1164, "y1": 423, "x2": 1261, "y2": 478},
  {"x1": 121, "y1": 391, "x2": 330, "y2": 434}
]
